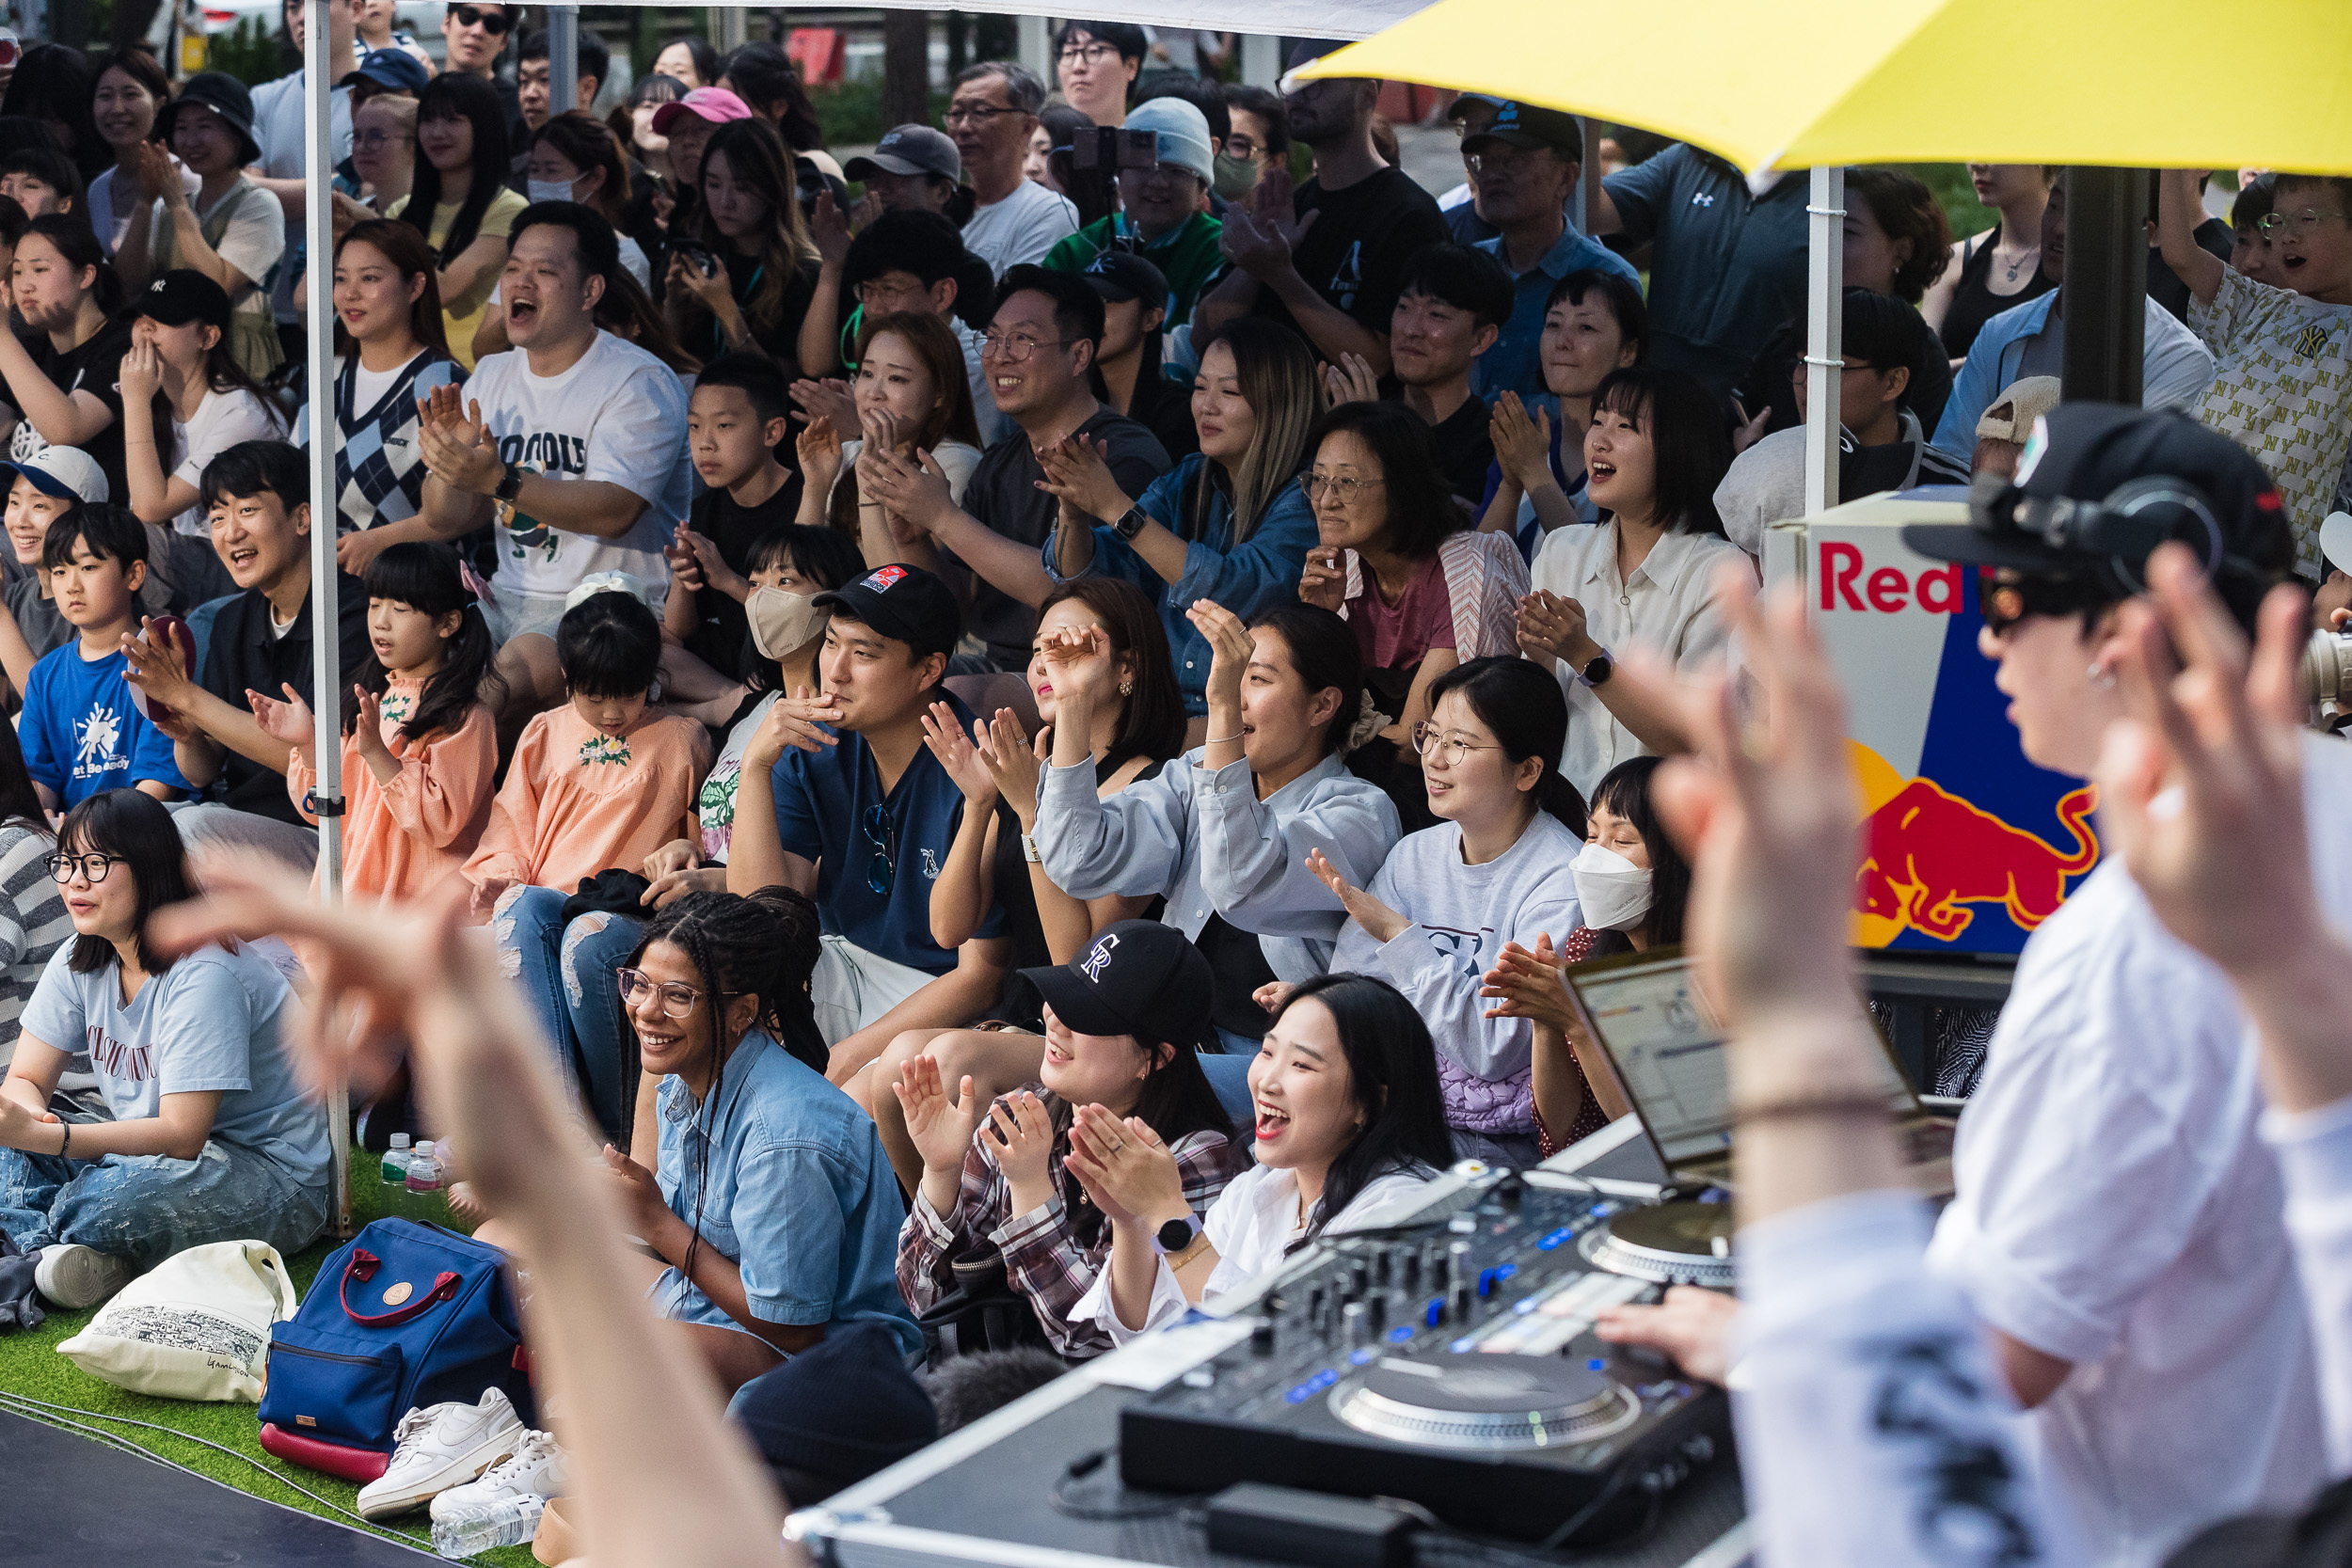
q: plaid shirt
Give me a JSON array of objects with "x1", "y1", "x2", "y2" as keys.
[{"x1": 898, "y1": 1084, "x2": 1248, "y2": 1361}]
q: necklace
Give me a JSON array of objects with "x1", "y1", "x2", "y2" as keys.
[{"x1": 1995, "y1": 225, "x2": 2031, "y2": 284}]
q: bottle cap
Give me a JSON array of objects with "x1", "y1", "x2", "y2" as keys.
[
  {"x1": 389, "y1": 1133, "x2": 411, "y2": 1149},
  {"x1": 415, "y1": 1140, "x2": 434, "y2": 1156}
]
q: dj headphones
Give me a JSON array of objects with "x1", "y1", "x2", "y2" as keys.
[{"x1": 1968, "y1": 469, "x2": 2239, "y2": 593}]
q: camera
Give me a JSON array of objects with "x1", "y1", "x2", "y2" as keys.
[{"x1": 2304, "y1": 627, "x2": 2352, "y2": 705}]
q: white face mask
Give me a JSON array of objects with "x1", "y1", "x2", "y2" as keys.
[
  {"x1": 1571, "y1": 841, "x2": 1653, "y2": 933},
  {"x1": 526, "y1": 177, "x2": 579, "y2": 205},
  {"x1": 747, "y1": 586, "x2": 828, "y2": 661}
]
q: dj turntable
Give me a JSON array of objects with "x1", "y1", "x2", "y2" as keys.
[{"x1": 1578, "y1": 1202, "x2": 1738, "y2": 1290}]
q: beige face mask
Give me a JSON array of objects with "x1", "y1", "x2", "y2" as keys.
[{"x1": 747, "y1": 586, "x2": 830, "y2": 661}]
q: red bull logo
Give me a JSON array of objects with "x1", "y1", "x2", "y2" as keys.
[{"x1": 1856, "y1": 779, "x2": 2099, "y2": 942}]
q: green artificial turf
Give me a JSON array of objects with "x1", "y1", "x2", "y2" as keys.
[{"x1": 0, "y1": 1155, "x2": 536, "y2": 1567}]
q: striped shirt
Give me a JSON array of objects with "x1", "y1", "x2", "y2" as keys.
[{"x1": 0, "y1": 822, "x2": 72, "y2": 1037}]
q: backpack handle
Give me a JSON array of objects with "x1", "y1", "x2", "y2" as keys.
[{"x1": 340, "y1": 1248, "x2": 461, "y2": 1327}]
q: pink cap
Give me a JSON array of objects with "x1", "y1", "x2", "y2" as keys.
[{"x1": 652, "y1": 87, "x2": 753, "y2": 135}]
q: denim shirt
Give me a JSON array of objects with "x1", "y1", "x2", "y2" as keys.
[
  {"x1": 1472, "y1": 227, "x2": 1644, "y2": 402},
  {"x1": 1031, "y1": 749, "x2": 1401, "y2": 982},
  {"x1": 654, "y1": 1031, "x2": 918, "y2": 1357},
  {"x1": 1041, "y1": 452, "x2": 1319, "y2": 716}
]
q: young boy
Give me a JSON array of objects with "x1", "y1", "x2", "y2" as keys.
[
  {"x1": 0, "y1": 446, "x2": 104, "y2": 699},
  {"x1": 2160, "y1": 166, "x2": 2352, "y2": 576},
  {"x1": 119, "y1": 440, "x2": 368, "y2": 843},
  {"x1": 663, "y1": 352, "x2": 803, "y2": 689},
  {"x1": 1375, "y1": 243, "x2": 1514, "y2": 504},
  {"x1": 2227, "y1": 175, "x2": 2281, "y2": 289},
  {"x1": 17, "y1": 504, "x2": 187, "y2": 808}
]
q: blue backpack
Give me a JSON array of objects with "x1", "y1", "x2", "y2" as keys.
[{"x1": 258, "y1": 1219, "x2": 532, "y2": 1482}]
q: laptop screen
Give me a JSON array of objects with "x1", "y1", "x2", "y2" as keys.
[{"x1": 1569, "y1": 951, "x2": 1915, "y2": 1164}]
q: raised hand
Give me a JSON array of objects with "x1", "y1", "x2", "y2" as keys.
[
  {"x1": 789, "y1": 377, "x2": 858, "y2": 436},
  {"x1": 809, "y1": 187, "x2": 852, "y2": 270},
  {"x1": 678, "y1": 525, "x2": 746, "y2": 599},
  {"x1": 119, "y1": 337, "x2": 163, "y2": 404},
  {"x1": 858, "y1": 446, "x2": 955, "y2": 533},
  {"x1": 1035, "y1": 623, "x2": 1111, "y2": 705},
  {"x1": 351, "y1": 685, "x2": 396, "y2": 768},
  {"x1": 974, "y1": 708, "x2": 1044, "y2": 825},
  {"x1": 1186, "y1": 598, "x2": 1256, "y2": 719},
  {"x1": 984, "y1": 1087, "x2": 1057, "y2": 1196},
  {"x1": 891, "y1": 1053, "x2": 979, "y2": 1176},
  {"x1": 1489, "y1": 392, "x2": 1555, "y2": 493},
  {"x1": 246, "y1": 680, "x2": 316, "y2": 751},
  {"x1": 861, "y1": 404, "x2": 914, "y2": 459},
  {"x1": 1252, "y1": 980, "x2": 1296, "y2": 1015},
  {"x1": 741, "y1": 685, "x2": 842, "y2": 769},
  {"x1": 1306, "y1": 847, "x2": 1408, "y2": 943},
  {"x1": 1298, "y1": 546, "x2": 1348, "y2": 612},
  {"x1": 797, "y1": 414, "x2": 844, "y2": 493},
  {"x1": 1321, "y1": 352, "x2": 1380, "y2": 407},
  {"x1": 920, "y1": 700, "x2": 997, "y2": 804}
]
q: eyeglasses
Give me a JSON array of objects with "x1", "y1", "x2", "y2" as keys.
[
  {"x1": 2257, "y1": 208, "x2": 2348, "y2": 237},
  {"x1": 616, "y1": 967, "x2": 730, "y2": 1021},
  {"x1": 1976, "y1": 570, "x2": 2110, "y2": 637},
  {"x1": 1058, "y1": 42, "x2": 1120, "y2": 66},
  {"x1": 1221, "y1": 135, "x2": 1263, "y2": 161},
  {"x1": 979, "y1": 329, "x2": 1070, "y2": 362},
  {"x1": 1410, "y1": 722, "x2": 1504, "y2": 768},
  {"x1": 1301, "y1": 473, "x2": 1386, "y2": 506},
  {"x1": 352, "y1": 129, "x2": 414, "y2": 150},
  {"x1": 863, "y1": 803, "x2": 896, "y2": 896},
  {"x1": 945, "y1": 103, "x2": 1023, "y2": 127},
  {"x1": 46, "y1": 852, "x2": 119, "y2": 885},
  {"x1": 451, "y1": 4, "x2": 512, "y2": 35}
]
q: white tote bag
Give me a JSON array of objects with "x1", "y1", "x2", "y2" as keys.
[{"x1": 57, "y1": 1241, "x2": 298, "y2": 1402}]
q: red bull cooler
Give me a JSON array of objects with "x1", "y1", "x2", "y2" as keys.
[{"x1": 1761, "y1": 495, "x2": 2100, "y2": 957}]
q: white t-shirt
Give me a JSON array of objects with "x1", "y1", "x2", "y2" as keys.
[
  {"x1": 146, "y1": 182, "x2": 287, "y2": 294},
  {"x1": 88, "y1": 162, "x2": 199, "y2": 256},
  {"x1": 834, "y1": 438, "x2": 982, "y2": 510},
  {"x1": 1527, "y1": 521, "x2": 1756, "y2": 799},
  {"x1": 169, "y1": 387, "x2": 283, "y2": 535},
  {"x1": 1926, "y1": 776, "x2": 2337, "y2": 1566},
  {"x1": 961, "y1": 178, "x2": 1080, "y2": 277},
  {"x1": 464, "y1": 329, "x2": 691, "y2": 603}
]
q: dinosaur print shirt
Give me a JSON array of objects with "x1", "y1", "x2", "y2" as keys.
[{"x1": 17, "y1": 643, "x2": 189, "y2": 807}]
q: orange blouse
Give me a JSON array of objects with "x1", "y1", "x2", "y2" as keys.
[{"x1": 287, "y1": 679, "x2": 498, "y2": 907}]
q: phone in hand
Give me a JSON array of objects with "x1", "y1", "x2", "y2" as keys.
[{"x1": 674, "y1": 242, "x2": 720, "y2": 279}]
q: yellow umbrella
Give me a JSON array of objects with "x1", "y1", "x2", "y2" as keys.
[{"x1": 1296, "y1": 0, "x2": 2352, "y2": 174}]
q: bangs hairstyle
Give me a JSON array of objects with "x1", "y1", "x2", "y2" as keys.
[
  {"x1": 1037, "y1": 578, "x2": 1186, "y2": 769},
  {"x1": 1396, "y1": 243, "x2": 1514, "y2": 332},
  {"x1": 40, "y1": 502, "x2": 148, "y2": 575},
  {"x1": 1054, "y1": 19, "x2": 1148, "y2": 65},
  {"x1": 694, "y1": 348, "x2": 794, "y2": 429},
  {"x1": 334, "y1": 219, "x2": 451, "y2": 357},
  {"x1": 1220, "y1": 84, "x2": 1291, "y2": 161},
  {"x1": 1545, "y1": 267, "x2": 1648, "y2": 364},
  {"x1": 21, "y1": 214, "x2": 121, "y2": 315},
  {"x1": 1192, "y1": 317, "x2": 1325, "y2": 546},
  {"x1": 405, "y1": 71, "x2": 509, "y2": 263},
  {"x1": 89, "y1": 48, "x2": 173, "y2": 126},
  {"x1": 1306, "y1": 401, "x2": 1468, "y2": 562},
  {"x1": 199, "y1": 439, "x2": 306, "y2": 514},
  {"x1": 2, "y1": 147, "x2": 84, "y2": 216},
  {"x1": 695, "y1": 119, "x2": 820, "y2": 329},
  {"x1": 1268, "y1": 974, "x2": 1453, "y2": 1252},
  {"x1": 62, "y1": 789, "x2": 198, "y2": 975},
  {"x1": 1425, "y1": 657, "x2": 1589, "y2": 833},
  {"x1": 744, "y1": 523, "x2": 864, "y2": 591},
  {"x1": 1589, "y1": 367, "x2": 1730, "y2": 537},
  {"x1": 532, "y1": 110, "x2": 632, "y2": 217},
  {"x1": 1845, "y1": 167, "x2": 1952, "y2": 304},
  {"x1": 556, "y1": 588, "x2": 662, "y2": 699},
  {"x1": 2233, "y1": 172, "x2": 2277, "y2": 233},
  {"x1": 349, "y1": 542, "x2": 502, "y2": 746},
  {"x1": 1248, "y1": 604, "x2": 1363, "y2": 760},
  {"x1": 823, "y1": 312, "x2": 984, "y2": 534},
  {"x1": 1589, "y1": 755, "x2": 1690, "y2": 952}
]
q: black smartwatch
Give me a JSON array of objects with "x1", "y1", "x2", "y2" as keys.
[
  {"x1": 1112, "y1": 505, "x2": 1150, "y2": 541},
  {"x1": 1580, "y1": 652, "x2": 1614, "y2": 689},
  {"x1": 1152, "y1": 1212, "x2": 1202, "y2": 1256},
  {"x1": 493, "y1": 464, "x2": 527, "y2": 505}
]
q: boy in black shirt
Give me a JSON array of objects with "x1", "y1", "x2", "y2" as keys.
[
  {"x1": 1363, "y1": 243, "x2": 1512, "y2": 506},
  {"x1": 663, "y1": 352, "x2": 804, "y2": 710}
]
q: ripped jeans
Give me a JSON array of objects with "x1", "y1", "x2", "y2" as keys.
[
  {"x1": 495, "y1": 885, "x2": 643, "y2": 1138},
  {"x1": 0, "y1": 1131, "x2": 329, "y2": 1267}
]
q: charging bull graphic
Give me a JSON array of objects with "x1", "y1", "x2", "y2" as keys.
[{"x1": 1857, "y1": 781, "x2": 2099, "y2": 942}]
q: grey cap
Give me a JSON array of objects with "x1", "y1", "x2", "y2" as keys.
[{"x1": 846, "y1": 123, "x2": 961, "y2": 182}]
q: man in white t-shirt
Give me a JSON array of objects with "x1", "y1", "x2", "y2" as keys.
[
  {"x1": 417, "y1": 202, "x2": 689, "y2": 732},
  {"x1": 946, "y1": 62, "x2": 1078, "y2": 277},
  {"x1": 246, "y1": 0, "x2": 355, "y2": 327}
]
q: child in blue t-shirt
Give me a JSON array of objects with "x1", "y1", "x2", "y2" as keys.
[{"x1": 16, "y1": 506, "x2": 190, "y2": 810}]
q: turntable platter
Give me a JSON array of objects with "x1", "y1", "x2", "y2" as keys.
[
  {"x1": 1330, "y1": 1354, "x2": 1640, "y2": 1451},
  {"x1": 1577, "y1": 1201, "x2": 1737, "y2": 1289}
]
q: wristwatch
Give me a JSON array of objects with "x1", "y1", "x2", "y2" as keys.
[
  {"x1": 1152, "y1": 1212, "x2": 1202, "y2": 1256},
  {"x1": 1112, "y1": 505, "x2": 1150, "y2": 541},
  {"x1": 1579, "y1": 651, "x2": 1614, "y2": 689},
  {"x1": 492, "y1": 464, "x2": 527, "y2": 505}
]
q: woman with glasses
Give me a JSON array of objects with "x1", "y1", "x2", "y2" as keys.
[
  {"x1": 0, "y1": 789, "x2": 331, "y2": 1310},
  {"x1": 1052, "y1": 22, "x2": 1146, "y2": 130},
  {"x1": 1302, "y1": 656, "x2": 1588, "y2": 1165},
  {"x1": 1296, "y1": 401, "x2": 1528, "y2": 832},
  {"x1": 85, "y1": 48, "x2": 191, "y2": 257},
  {"x1": 342, "y1": 91, "x2": 418, "y2": 217},
  {"x1": 470, "y1": 587, "x2": 713, "y2": 1137}
]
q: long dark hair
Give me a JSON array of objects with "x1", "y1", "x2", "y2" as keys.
[
  {"x1": 1049, "y1": 1033, "x2": 1232, "y2": 1250},
  {"x1": 718, "y1": 40, "x2": 824, "y2": 151},
  {"x1": 0, "y1": 720, "x2": 51, "y2": 836},
  {"x1": 23, "y1": 214, "x2": 122, "y2": 315},
  {"x1": 1588, "y1": 756, "x2": 1690, "y2": 953},
  {"x1": 1035, "y1": 578, "x2": 1185, "y2": 771},
  {"x1": 334, "y1": 219, "x2": 452, "y2": 358},
  {"x1": 532, "y1": 110, "x2": 632, "y2": 222},
  {"x1": 1271, "y1": 974, "x2": 1453, "y2": 1252},
  {"x1": 695, "y1": 119, "x2": 818, "y2": 335},
  {"x1": 596, "y1": 249, "x2": 702, "y2": 374},
  {"x1": 61, "y1": 790, "x2": 196, "y2": 975},
  {"x1": 4, "y1": 46, "x2": 102, "y2": 178},
  {"x1": 1424, "y1": 657, "x2": 1588, "y2": 834},
  {"x1": 1305, "y1": 401, "x2": 1467, "y2": 562},
  {"x1": 346, "y1": 542, "x2": 501, "y2": 745},
  {"x1": 1190, "y1": 317, "x2": 1322, "y2": 546},
  {"x1": 1588, "y1": 367, "x2": 1730, "y2": 538},
  {"x1": 1248, "y1": 604, "x2": 1364, "y2": 761},
  {"x1": 405, "y1": 71, "x2": 507, "y2": 263}
]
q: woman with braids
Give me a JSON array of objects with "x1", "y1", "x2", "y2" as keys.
[
  {"x1": 482, "y1": 885, "x2": 916, "y2": 1396},
  {"x1": 895, "y1": 921, "x2": 1246, "y2": 1361}
]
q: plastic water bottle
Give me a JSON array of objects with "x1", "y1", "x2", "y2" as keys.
[
  {"x1": 405, "y1": 1139, "x2": 443, "y2": 1194},
  {"x1": 379, "y1": 1132, "x2": 412, "y2": 1186},
  {"x1": 430, "y1": 1493, "x2": 545, "y2": 1556}
]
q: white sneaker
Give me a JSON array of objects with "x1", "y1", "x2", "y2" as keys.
[
  {"x1": 357, "y1": 1387, "x2": 524, "y2": 1520},
  {"x1": 429, "y1": 1428, "x2": 565, "y2": 1524},
  {"x1": 34, "y1": 1244, "x2": 135, "y2": 1309}
]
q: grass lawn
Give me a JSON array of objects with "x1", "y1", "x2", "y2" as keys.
[{"x1": 0, "y1": 1156, "x2": 535, "y2": 1566}]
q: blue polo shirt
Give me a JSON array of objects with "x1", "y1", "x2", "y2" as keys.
[
  {"x1": 769, "y1": 689, "x2": 1007, "y2": 974},
  {"x1": 653, "y1": 1031, "x2": 918, "y2": 1357},
  {"x1": 18, "y1": 644, "x2": 191, "y2": 806},
  {"x1": 1471, "y1": 225, "x2": 1644, "y2": 402}
]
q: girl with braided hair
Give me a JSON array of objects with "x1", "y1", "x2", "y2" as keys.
[{"x1": 487, "y1": 884, "x2": 917, "y2": 1396}]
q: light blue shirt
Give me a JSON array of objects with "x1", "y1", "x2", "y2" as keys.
[
  {"x1": 1931, "y1": 291, "x2": 2218, "y2": 463},
  {"x1": 653, "y1": 1032, "x2": 918, "y2": 1357},
  {"x1": 1472, "y1": 225, "x2": 1645, "y2": 402}
]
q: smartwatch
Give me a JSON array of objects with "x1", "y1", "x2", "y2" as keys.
[
  {"x1": 1112, "y1": 505, "x2": 1150, "y2": 541},
  {"x1": 493, "y1": 465, "x2": 527, "y2": 505},
  {"x1": 1152, "y1": 1212, "x2": 1202, "y2": 1255},
  {"x1": 1579, "y1": 651, "x2": 1614, "y2": 689}
]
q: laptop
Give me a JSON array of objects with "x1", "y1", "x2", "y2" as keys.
[{"x1": 1564, "y1": 946, "x2": 1956, "y2": 1196}]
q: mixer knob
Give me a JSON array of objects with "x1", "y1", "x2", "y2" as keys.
[
  {"x1": 1343, "y1": 1301, "x2": 1370, "y2": 1348},
  {"x1": 1250, "y1": 1319, "x2": 1276, "y2": 1356},
  {"x1": 1366, "y1": 1292, "x2": 1389, "y2": 1335},
  {"x1": 1347, "y1": 1260, "x2": 1371, "y2": 1299}
]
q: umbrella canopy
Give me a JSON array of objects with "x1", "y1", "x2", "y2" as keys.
[{"x1": 1296, "y1": 0, "x2": 2352, "y2": 175}]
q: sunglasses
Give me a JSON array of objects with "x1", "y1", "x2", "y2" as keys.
[
  {"x1": 1977, "y1": 569, "x2": 2111, "y2": 636},
  {"x1": 451, "y1": 5, "x2": 512, "y2": 35},
  {"x1": 863, "y1": 803, "x2": 895, "y2": 896}
]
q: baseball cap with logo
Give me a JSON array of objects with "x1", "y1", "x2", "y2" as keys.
[
  {"x1": 1019, "y1": 920, "x2": 1215, "y2": 1045},
  {"x1": 811, "y1": 563, "x2": 961, "y2": 660},
  {"x1": 651, "y1": 86, "x2": 753, "y2": 136},
  {"x1": 0, "y1": 446, "x2": 107, "y2": 505},
  {"x1": 1462, "y1": 101, "x2": 1583, "y2": 159},
  {"x1": 846, "y1": 124, "x2": 961, "y2": 183},
  {"x1": 1081, "y1": 249, "x2": 1169, "y2": 309},
  {"x1": 340, "y1": 47, "x2": 431, "y2": 97},
  {"x1": 136, "y1": 270, "x2": 233, "y2": 333}
]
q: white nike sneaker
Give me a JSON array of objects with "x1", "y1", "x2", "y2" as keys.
[
  {"x1": 357, "y1": 1387, "x2": 524, "y2": 1520},
  {"x1": 429, "y1": 1427, "x2": 565, "y2": 1525},
  {"x1": 33, "y1": 1244, "x2": 135, "y2": 1309}
]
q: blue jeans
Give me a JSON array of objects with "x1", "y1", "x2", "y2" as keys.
[
  {"x1": 0, "y1": 1133, "x2": 327, "y2": 1266},
  {"x1": 496, "y1": 886, "x2": 644, "y2": 1136},
  {"x1": 1200, "y1": 1028, "x2": 1260, "y2": 1126}
]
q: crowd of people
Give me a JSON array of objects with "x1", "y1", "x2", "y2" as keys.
[{"x1": 0, "y1": 10, "x2": 2344, "y2": 1568}]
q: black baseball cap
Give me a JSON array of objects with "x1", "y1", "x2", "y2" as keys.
[
  {"x1": 1080, "y1": 249, "x2": 1168, "y2": 308},
  {"x1": 1904, "y1": 404, "x2": 2292, "y2": 603},
  {"x1": 1020, "y1": 921, "x2": 1215, "y2": 1045},
  {"x1": 136, "y1": 269, "x2": 232, "y2": 333},
  {"x1": 811, "y1": 563, "x2": 961, "y2": 660},
  {"x1": 340, "y1": 47, "x2": 430, "y2": 96},
  {"x1": 1463, "y1": 101, "x2": 1582, "y2": 158}
]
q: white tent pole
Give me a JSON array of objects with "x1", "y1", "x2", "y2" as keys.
[
  {"x1": 548, "y1": 5, "x2": 580, "y2": 122},
  {"x1": 1017, "y1": 14, "x2": 1050, "y2": 82},
  {"x1": 304, "y1": 0, "x2": 349, "y2": 1234},
  {"x1": 1238, "y1": 30, "x2": 1278, "y2": 88},
  {"x1": 717, "y1": 5, "x2": 747, "y2": 52},
  {"x1": 1803, "y1": 164, "x2": 1844, "y2": 517}
]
